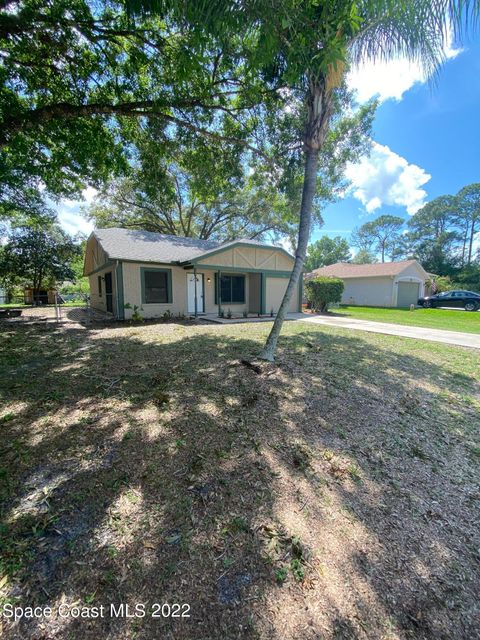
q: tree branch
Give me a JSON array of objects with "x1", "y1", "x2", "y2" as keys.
[{"x1": 0, "y1": 100, "x2": 271, "y2": 161}]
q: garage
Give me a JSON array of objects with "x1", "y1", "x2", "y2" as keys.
[
  {"x1": 397, "y1": 281, "x2": 420, "y2": 307},
  {"x1": 306, "y1": 259, "x2": 428, "y2": 308}
]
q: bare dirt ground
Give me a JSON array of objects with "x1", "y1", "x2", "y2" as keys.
[
  {"x1": 2, "y1": 305, "x2": 110, "y2": 325},
  {"x1": 0, "y1": 319, "x2": 479, "y2": 640}
]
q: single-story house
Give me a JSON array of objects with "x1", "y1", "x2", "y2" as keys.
[
  {"x1": 83, "y1": 228, "x2": 301, "y2": 320},
  {"x1": 306, "y1": 259, "x2": 428, "y2": 307}
]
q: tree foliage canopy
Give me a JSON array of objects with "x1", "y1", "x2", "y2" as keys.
[
  {"x1": 85, "y1": 88, "x2": 376, "y2": 242},
  {"x1": 304, "y1": 236, "x2": 351, "y2": 272},
  {"x1": 0, "y1": 225, "x2": 80, "y2": 294},
  {"x1": 406, "y1": 196, "x2": 461, "y2": 274},
  {"x1": 351, "y1": 248, "x2": 377, "y2": 264},
  {"x1": 455, "y1": 183, "x2": 480, "y2": 266},
  {"x1": 351, "y1": 214, "x2": 405, "y2": 263},
  {"x1": 0, "y1": 0, "x2": 271, "y2": 219}
]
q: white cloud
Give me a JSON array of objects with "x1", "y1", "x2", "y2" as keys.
[
  {"x1": 56, "y1": 186, "x2": 98, "y2": 236},
  {"x1": 57, "y1": 208, "x2": 94, "y2": 236},
  {"x1": 82, "y1": 186, "x2": 98, "y2": 203},
  {"x1": 272, "y1": 235, "x2": 295, "y2": 255},
  {"x1": 347, "y1": 28, "x2": 462, "y2": 103},
  {"x1": 345, "y1": 142, "x2": 431, "y2": 215},
  {"x1": 62, "y1": 186, "x2": 98, "y2": 210},
  {"x1": 57, "y1": 207, "x2": 93, "y2": 235}
]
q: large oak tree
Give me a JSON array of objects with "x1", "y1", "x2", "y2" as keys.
[{"x1": 0, "y1": 0, "x2": 268, "y2": 220}]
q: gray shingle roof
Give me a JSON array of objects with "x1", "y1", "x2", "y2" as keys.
[
  {"x1": 92, "y1": 228, "x2": 273, "y2": 265},
  {"x1": 93, "y1": 228, "x2": 220, "y2": 263}
]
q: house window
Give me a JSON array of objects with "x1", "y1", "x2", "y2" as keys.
[
  {"x1": 141, "y1": 268, "x2": 172, "y2": 304},
  {"x1": 215, "y1": 274, "x2": 245, "y2": 304},
  {"x1": 98, "y1": 276, "x2": 102, "y2": 297}
]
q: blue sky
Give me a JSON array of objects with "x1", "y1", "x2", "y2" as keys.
[
  {"x1": 315, "y1": 33, "x2": 480, "y2": 245},
  {"x1": 58, "y1": 32, "x2": 480, "y2": 247}
]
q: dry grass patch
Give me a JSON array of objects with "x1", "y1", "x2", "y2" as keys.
[{"x1": 0, "y1": 320, "x2": 479, "y2": 640}]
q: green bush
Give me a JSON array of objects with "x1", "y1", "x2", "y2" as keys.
[
  {"x1": 124, "y1": 302, "x2": 143, "y2": 322},
  {"x1": 425, "y1": 275, "x2": 452, "y2": 293},
  {"x1": 427, "y1": 269, "x2": 480, "y2": 294},
  {"x1": 305, "y1": 276, "x2": 344, "y2": 312},
  {"x1": 452, "y1": 281, "x2": 480, "y2": 293},
  {"x1": 60, "y1": 279, "x2": 89, "y2": 295}
]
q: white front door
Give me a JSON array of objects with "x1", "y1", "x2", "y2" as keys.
[{"x1": 187, "y1": 273, "x2": 204, "y2": 313}]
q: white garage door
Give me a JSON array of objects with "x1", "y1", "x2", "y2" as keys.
[{"x1": 397, "y1": 282, "x2": 419, "y2": 307}]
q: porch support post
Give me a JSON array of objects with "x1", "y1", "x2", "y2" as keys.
[
  {"x1": 194, "y1": 265, "x2": 198, "y2": 317},
  {"x1": 260, "y1": 272, "x2": 266, "y2": 315},
  {"x1": 218, "y1": 270, "x2": 222, "y2": 316}
]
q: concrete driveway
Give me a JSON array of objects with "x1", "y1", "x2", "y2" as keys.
[{"x1": 295, "y1": 313, "x2": 480, "y2": 349}]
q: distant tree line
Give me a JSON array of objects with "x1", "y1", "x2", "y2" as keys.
[{"x1": 305, "y1": 182, "x2": 480, "y2": 292}]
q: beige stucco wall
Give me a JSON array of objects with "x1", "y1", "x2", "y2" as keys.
[
  {"x1": 121, "y1": 263, "x2": 250, "y2": 319},
  {"x1": 85, "y1": 234, "x2": 118, "y2": 314},
  {"x1": 265, "y1": 277, "x2": 299, "y2": 313},
  {"x1": 121, "y1": 264, "x2": 299, "y2": 319},
  {"x1": 122, "y1": 262, "x2": 188, "y2": 319},
  {"x1": 337, "y1": 263, "x2": 427, "y2": 308},
  {"x1": 338, "y1": 268, "x2": 426, "y2": 308},
  {"x1": 341, "y1": 276, "x2": 394, "y2": 307},
  {"x1": 196, "y1": 245, "x2": 294, "y2": 271}
]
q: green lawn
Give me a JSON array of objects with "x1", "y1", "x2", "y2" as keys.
[
  {"x1": 0, "y1": 319, "x2": 479, "y2": 639},
  {"x1": 336, "y1": 305, "x2": 480, "y2": 333},
  {"x1": 0, "y1": 303, "x2": 27, "y2": 308}
]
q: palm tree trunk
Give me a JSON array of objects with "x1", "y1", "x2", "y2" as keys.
[
  {"x1": 259, "y1": 78, "x2": 333, "y2": 361},
  {"x1": 461, "y1": 221, "x2": 469, "y2": 267},
  {"x1": 258, "y1": 148, "x2": 319, "y2": 361},
  {"x1": 467, "y1": 220, "x2": 476, "y2": 264}
]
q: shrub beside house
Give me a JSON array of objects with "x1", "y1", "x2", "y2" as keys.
[{"x1": 305, "y1": 276, "x2": 344, "y2": 312}]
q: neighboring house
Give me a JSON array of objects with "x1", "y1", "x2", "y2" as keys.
[
  {"x1": 24, "y1": 287, "x2": 57, "y2": 305},
  {"x1": 307, "y1": 260, "x2": 428, "y2": 307},
  {"x1": 83, "y1": 228, "x2": 301, "y2": 320}
]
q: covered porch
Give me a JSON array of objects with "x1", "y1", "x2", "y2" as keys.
[{"x1": 186, "y1": 266, "x2": 301, "y2": 318}]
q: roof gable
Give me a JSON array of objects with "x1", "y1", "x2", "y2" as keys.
[{"x1": 188, "y1": 239, "x2": 294, "y2": 264}]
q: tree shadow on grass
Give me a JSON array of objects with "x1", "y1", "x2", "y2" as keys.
[{"x1": 0, "y1": 321, "x2": 479, "y2": 639}]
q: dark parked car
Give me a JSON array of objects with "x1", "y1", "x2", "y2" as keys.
[{"x1": 418, "y1": 290, "x2": 480, "y2": 311}]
